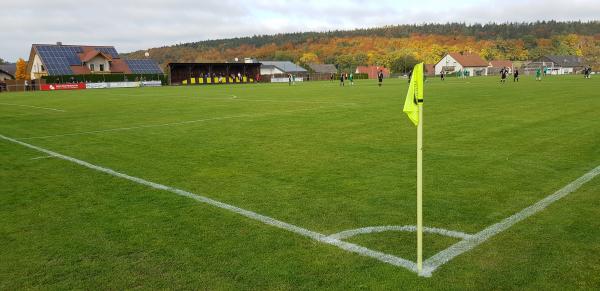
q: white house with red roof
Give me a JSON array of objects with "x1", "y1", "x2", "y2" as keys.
[
  {"x1": 27, "y1": 42, "x2": 162, "y2": 80},
  {"x1": 435, "y1": 52, "x2": 489, "y2": 76}
]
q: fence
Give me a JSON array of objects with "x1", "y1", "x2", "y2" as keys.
[{"x1": 41, "y1": 73, "x2": 167, "y2": 84}]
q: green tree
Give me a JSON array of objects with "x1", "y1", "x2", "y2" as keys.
[
  {"x1": 388, "y1": 54, "x2": 418, "y2": 74},
  {"x1": 0, "y1": 57, "x2": 6, "y2": 64},
  {"x1": 335, "y1": 54, "x2": 356, "y2": 73}
]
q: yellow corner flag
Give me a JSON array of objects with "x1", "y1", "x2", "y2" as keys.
[{"x1": 403, "y1": 63, "x2": 424, "y2": 126}]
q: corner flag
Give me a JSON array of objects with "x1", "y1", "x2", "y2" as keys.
[
  {"x1": 403, "y1": 63, "x2": 424, "y2": 126},
  {"x1": 403, "y1": 63, "x2": 425, "y2": 274}
]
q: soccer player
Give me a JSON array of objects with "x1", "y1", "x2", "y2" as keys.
[
  {"x1": 288, "y1": 74, "x2": 292, "y2": 86},
  {"x1": 349, "y1": 73, "x2": 354, "y2": 85},
  {"x1": 440, "y1": 71, "x2": 445, "y2": 81},
  {"x1": 340, "y1": 72, "x2": 345, "y2": 86},
  {"x1": 513, "y1": 69, "x2": 519, "y2": 82},
  {"x1": 500, "y1": 67, "x2": 507, "y2": 84},
  {"x1": 536, "y1": 68, "x2": 542, "y2": 81},
  {"x1": 378, "y1": 70, "x2": 384, "y2": 87}
]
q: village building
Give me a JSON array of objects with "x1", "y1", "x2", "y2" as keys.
[
  {"x1": 435, "y1": 53, "x2": 489, "y2": 76},
  {"x1": 26, "y1": 42, "x2": 163, "y2": 80}
]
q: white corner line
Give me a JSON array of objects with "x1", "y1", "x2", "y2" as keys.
[
  {"x1": 0, "y1": 134, "x2": 418, "y2": 274},
  {"x1": 0, "y1": 102, "x2": 66, "y2": 112},
  {"x1": 3, "y1": 133, "x2": 597, "y2": 278},
  {"x1": 30, "y1": 155, "x2": 54, "y2": 160},
  {"x1": 422, "y1": 164, "x2": 600, "y2": 277},
  {"x1": 17, "y1": 105, "x2": 345, "y2": 140},
  {"x1": 328, "y1": 225, "x2": 473, "y2": 240}
]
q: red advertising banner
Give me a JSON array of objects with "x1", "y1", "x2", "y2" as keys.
[{"x1": 40, "y1": 83, "x2": 86, "y2": 91}]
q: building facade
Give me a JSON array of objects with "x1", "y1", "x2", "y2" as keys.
[
  {"x1": 26, "y1": 43, "x2": 163, "y2": 80},
  {"x1": 435, "y1": 53, "x2": 488, "y2": 76}
]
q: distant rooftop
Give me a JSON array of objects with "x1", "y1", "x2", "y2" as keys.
[{"x1": 260, "y1": 61, "x2": 307, "y2": 73}]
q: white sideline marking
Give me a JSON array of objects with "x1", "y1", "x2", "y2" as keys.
[
  {"x1": 422, "y1": 165, "x2": 600, "y2": 277},
  {"x1": 2, "y1": 133, "x2": 598, "y2": 277},
  {"x1": 30, "y1": 155, "x2": 54, "y2": 160},
  {"x1": 0, "y1": 103, "x2": 66, "y2": 112},
  {"x1": 18, "y1": 105, "x2": 346, "y2": 140},
  {"x1": 0, "y1": 134, "x2": 418, "y2": 273},
  {"x1": 328, "y1": 225, "x2": 473, "y2": 240},
  {"x1": 227, "y1": 95, "x2": 357, "y2": 106}
]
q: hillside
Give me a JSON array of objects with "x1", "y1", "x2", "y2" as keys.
[{"x1": 123, "y1": 21, "x2": 600, "y2": 72}]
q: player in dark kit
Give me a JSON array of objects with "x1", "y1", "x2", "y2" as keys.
[
  {"x1": 500, "y1": 67, "x2": 508, "y2": 84},
  {"x1": 378, "y1": 70, "x2": 384, "y2": 87},
  {"x1": 513, "y1": 69, "x2": 519, "y2": 82},
  {"x1": 340, "y1": 73, "x2": 345, "y2": 86}
]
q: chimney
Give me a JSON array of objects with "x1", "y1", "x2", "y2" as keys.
[{"x1": 57, "y1": 42, "x2": 62, "y2": 46}]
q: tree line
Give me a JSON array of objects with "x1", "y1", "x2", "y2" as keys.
[{"x1": 101, "y1": 21, "x2": 600, "y2": 73}]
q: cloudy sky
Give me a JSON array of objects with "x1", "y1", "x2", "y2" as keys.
[{"x1": 1, "y1": 0, "x2": 598, "y2": 61}]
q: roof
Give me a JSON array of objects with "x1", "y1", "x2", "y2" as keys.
[
  {"x1": 80, "y1": 50, "x2": 113, "y2": 62},
  {"x1": 308, "y1": 63, "x2": 337, "y2": 74},
  {"x1": 445, "y1": 53, "x2": 488, "y2": 67},
  {"x1": 542, "y1": 55, "x2": 584, "y2": 67},
  {"x1": 29, "y1": 43, "x2": 162, "y2": 76},
  {"x1": 168, "y1": 62, "x2": 261, "y2": 66},
  {"x1": 0, "y1": 64, "x2": 16, "y2": 77},
  {"x1": 125, "y1": 59, "x2": 164, "y2": 74},
  {"x1": 260, "y1": 61, "x2": 307, "y2": 73},
  {"x1": 489, "y1": 60, "x2": 513, "y2": 68},
  {"x1": 356, "y1": 66, "x2": 390, "y2": 73}
]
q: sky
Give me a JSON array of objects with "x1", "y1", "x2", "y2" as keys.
[{"x1": 0, "y1": 0, "x2": 598, "y2": 61}]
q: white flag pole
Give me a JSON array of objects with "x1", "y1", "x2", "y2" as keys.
[{"x1": 417, "y1": 102, "x2": 424, "y2": 274}]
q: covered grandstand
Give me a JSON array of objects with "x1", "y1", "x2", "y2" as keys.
[{"x1": 167, "y1": 62, "x2": 262, "y2": 85}]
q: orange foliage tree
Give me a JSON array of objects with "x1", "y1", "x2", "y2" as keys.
[{"x1": 15, "y1": 58, "x2": 28, "y2": 80}]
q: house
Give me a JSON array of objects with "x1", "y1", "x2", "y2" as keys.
[
  {"x1": 488, "y1": 60, "x2": 514, "y2": 75},
  {"x1": 536, "y1": 55, "x2": 585, "y2": 74},
  {"x1": 356, "y1": 66, "x2": 390, "y2": 79},
  {"x1": 260, "y1": 61, "x2": 307, "y2": 76},
  {"x1": 308, "y1": 64, "x2": 337, "y2": 75},
  {"x1": 435, "y1": 53, "x2": 489, "y2": 76},
  {"x1": 26, "y1": 42, "x2": 163, "y2": 80},
  {"x1": 0, "y1": 64, "x2": 16, "y2": 81}
]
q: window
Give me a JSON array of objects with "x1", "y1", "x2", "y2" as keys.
[
  {"x1": 90, "y1": 64, "x2": 95, "y2": 71},
  {"x1": 100, "y1": 64, "x2": 104, "y2": 72},
  {"x1": 41, "y1": 65, "x2": 45, "y2": 72}
]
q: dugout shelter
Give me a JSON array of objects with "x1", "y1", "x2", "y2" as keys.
[{"x1": 168, "y1": 62, "x2": 262, "y2": 85}]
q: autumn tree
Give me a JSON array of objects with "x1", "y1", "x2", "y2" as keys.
[
  {"x1": 298, "y1": 52, "x2": 319, "y2": 67},
  {"x1": 15, "y1": 58, "x2": 28, "y2": 80}
]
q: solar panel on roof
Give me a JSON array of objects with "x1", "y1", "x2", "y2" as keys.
[
  {"x1": 125, "y1": 59, "x2": 163, "y2": 74},
  {"x1": 95, "y1": 47, "x2": 119, "y2": 58},
  {"x1": 36, "y1": 45, "x2": 85, "y2": 75}
]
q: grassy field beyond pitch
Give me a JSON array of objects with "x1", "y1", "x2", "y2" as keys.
[{"x1": 1, "y1": 76, "x2": 599, "y2": 289}]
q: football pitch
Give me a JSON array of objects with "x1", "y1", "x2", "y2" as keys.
[{"x1": 1, "y1": 76, "x2": 599, "y2": 289}]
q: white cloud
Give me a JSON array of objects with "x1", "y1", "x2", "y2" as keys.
[{"x1": 0, "y1": 0, "x2": 597, "y2": 61}]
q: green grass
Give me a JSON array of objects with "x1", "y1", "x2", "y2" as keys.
[{"x1": 1, "y1": 76, "x2": 599, "y2": 289}]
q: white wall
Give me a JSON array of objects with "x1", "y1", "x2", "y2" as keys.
[
  {"x1": 87, "y1": 55, "x2": 110, "y2": 73},
  {"x1": 435, "y1": 55, "x2": 463, "y2": 75},
  {"x1": 0, "y1": 71, "x2": 13, "y2": 81},
  {"x1": 464, "y1": 67, "x2": 489, "y2": 76},
  {"x1": 30, "y1": 54, "x2": 45, "y2": 80},
  {"x1": 260, "y1": 67, "x2": 284, "y2": 75}
]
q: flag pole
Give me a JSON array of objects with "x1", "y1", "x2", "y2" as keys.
[{"x1": 417, "y1": 102, "x2": 423, "y2": 274}]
